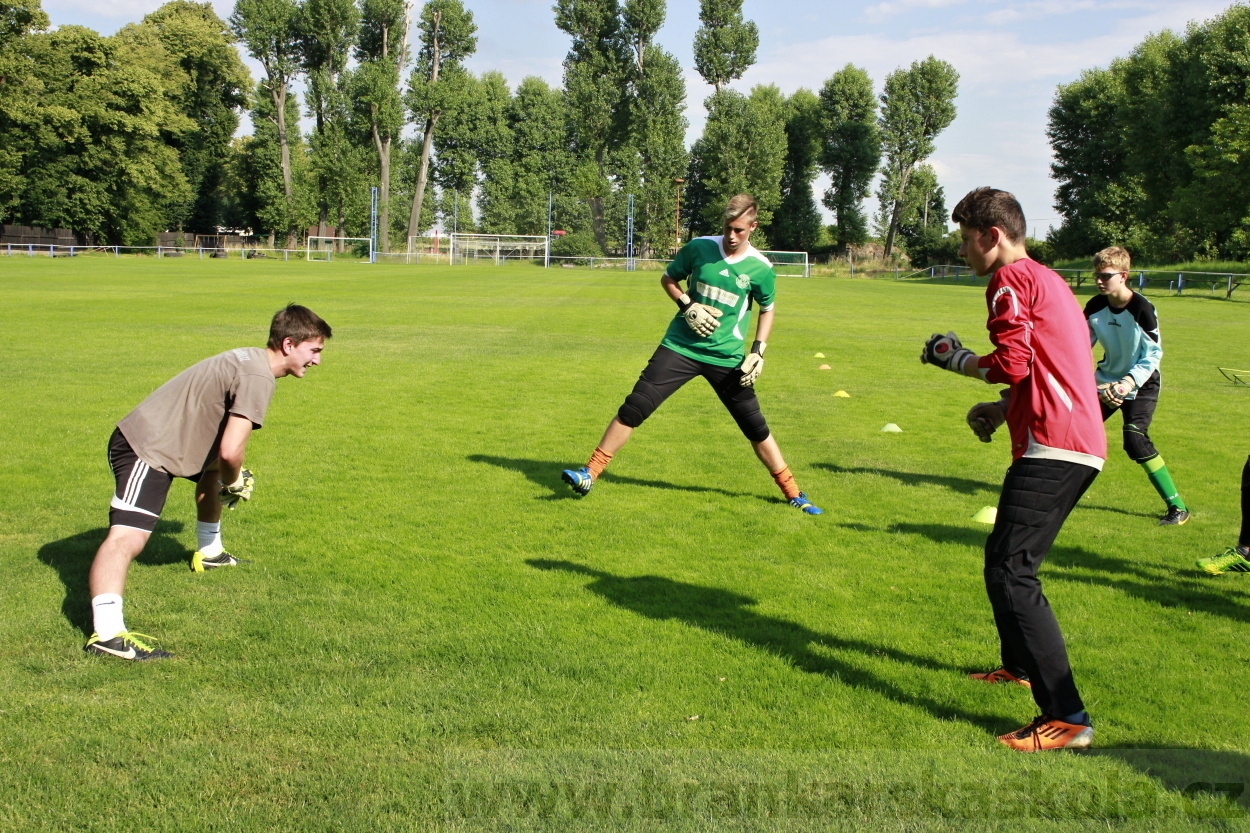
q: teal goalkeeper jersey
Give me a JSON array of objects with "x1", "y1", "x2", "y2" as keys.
[{"x1": 660, "y1": 236, "x2": 776, "y2": 367}]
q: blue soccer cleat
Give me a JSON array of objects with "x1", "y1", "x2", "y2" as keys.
[
  {"x1": 561, "y1": 467, "x2": 594, "y2": 497},
  {"x1": 789, "y1": 492, "x2": 822, "y2": 515}
]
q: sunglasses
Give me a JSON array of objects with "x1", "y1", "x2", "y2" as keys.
[{"x1": 1094, "y1": 271, "x2": 1125, "y2": 280}]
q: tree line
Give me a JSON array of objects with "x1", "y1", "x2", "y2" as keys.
[
  {"x1": 0, "y1": 0, "x2": 960, "y2": 260},
  {"x1": 1048, "y1": 3, "x2": 1250, "y2": 263}
]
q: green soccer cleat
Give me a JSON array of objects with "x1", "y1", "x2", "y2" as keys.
[
  {"x1": 561, "y1": 467, "x2": 594, "y2": 497},
  {"x1": 1197, "y1": 547, "x2": 1250, "y2": 576},
  {"x1": 192, "y1": 550, "x2": 239, "y2": 572},
  {"x1": 84, "y1": 631, "x2": 172, "y2": 661},
  {"x1": 789, "y1": 492, "x2": 822, "y2": 515}
]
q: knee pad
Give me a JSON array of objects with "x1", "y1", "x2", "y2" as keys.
[
  {"x1": 1122, "y1": 423, "x2": 1156, "y2": 463},
  {"x1": 617, "y1": 383, "x2": 661, "y2": 428},
  {"x1": 731, "y1": 406, "x2": 770, "y2": 443}
]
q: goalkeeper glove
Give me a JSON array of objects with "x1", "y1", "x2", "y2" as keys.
[
  {"x1": 739, "y1": 340, "x2": 766, "y2": 387},
  {"x1": 967, "y1": 398, "x2": 1007, "y2": 443},
  {"x1": 219, "y1": 469, "x2": 254, "y2": 510},
  {"x1": 1098, "y1": 375, "x2": 1135, "y2": 407},
  {"x1": 677, "y1": 293, "x2": 722, "y2": 337},
  {"x1": 921, "y1": 331, "x2": 974, "y2": 373}
]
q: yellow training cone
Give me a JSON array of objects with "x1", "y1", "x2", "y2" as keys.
[
  {"x1": 834, "y1": 390, "x2": 851, "y2": 398},
  {"x1": 973, "y1": 506, "x2": 998, "y2": 524},
  {"x1": 814, "y1": 352, "x2": 826, "y2": 358},
  {"x1": 881, "y1": 423, "x2": 902, "y2": 433},
  {"x1": 819, "y1": 364, "x2": 831, "y2": 370}
]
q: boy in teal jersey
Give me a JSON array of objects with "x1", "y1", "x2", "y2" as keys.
[
  {"x1": 561, "y1": 195, "x2": 820, "y2": 514},
  {"x1": 1084, "y1": 246, "x2": 1189, "y2": 525}
]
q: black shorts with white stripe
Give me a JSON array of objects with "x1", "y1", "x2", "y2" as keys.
[{"x1": 107, "y1": 428, "x2": 175, "y2": 532}]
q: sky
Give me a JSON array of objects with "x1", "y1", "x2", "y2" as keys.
[{"x1": 43, "y1": 0, "x2": 1240, "y2": 234}]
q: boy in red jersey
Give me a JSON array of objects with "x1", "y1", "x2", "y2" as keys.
[{"x1": 921, "y1": 187, "x2": 1105, "y2": 751}]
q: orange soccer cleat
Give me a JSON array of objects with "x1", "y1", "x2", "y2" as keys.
[
  {"x1": 969, "y1": 668, "x2": 1032, "y2": 689},
  {"x1": 998, "y1": 716, "x2": 1093, "y2": 752}
]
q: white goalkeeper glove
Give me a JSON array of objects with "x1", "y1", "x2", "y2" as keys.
[
  {"x1": 677, "y1": 293, "x2": 722, "y2": 337},
  {"x1": 967, "y1": 398, "x2": 1007, "y2": 443},
  {"x1": 219, "y1": 469, "x2": 254, "y2": 510},
  {"x1": 739, "y1": 340, "x2": 766, "y2": 387},
  {"x1": 921, "y1": 331, "x2": 975, "y2": 374},
  {"x1": 1098, "y1": 375, "x2": 1135, "y2": 407}
]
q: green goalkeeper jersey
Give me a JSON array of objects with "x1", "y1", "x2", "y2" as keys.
[{"x1": 661, "y1": 236, "x2": 777, "y2": 367}]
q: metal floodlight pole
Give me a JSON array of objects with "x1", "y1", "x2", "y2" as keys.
[{"x1": 673, "y1": 177, "x2": 685, "y2": 256}]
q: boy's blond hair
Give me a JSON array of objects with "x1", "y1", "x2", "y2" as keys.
[
  {"x1": 724, "y1": 194, "x2": 758, "y2": 223},
  {"x1": 1093, "y1": 246, "x2": 1131, "y2": 273}
]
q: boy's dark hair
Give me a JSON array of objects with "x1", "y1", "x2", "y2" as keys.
[
  {"x1": 951, "y1": 187, "x2": 1027, "y2": 244},
  {"x1": 268, "y1": 304, "x2": 332, "y2": 349}
]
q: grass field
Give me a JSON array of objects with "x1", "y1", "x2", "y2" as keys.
[{"x1": 1, "y1": 255, "x2": 1248, "y2": 831}]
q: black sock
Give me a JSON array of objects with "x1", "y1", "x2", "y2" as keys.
[{"x1": 1240, "y1": 455, "x2": 1250, "y2": 549}]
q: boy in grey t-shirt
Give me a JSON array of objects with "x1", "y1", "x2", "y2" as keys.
[{"x1": 85, "y1": 304, "x2": 332, "y2": 661}]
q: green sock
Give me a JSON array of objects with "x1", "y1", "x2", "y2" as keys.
[{"x1": 1141, "y1": 456, "x2": 1186, "y2": 511}]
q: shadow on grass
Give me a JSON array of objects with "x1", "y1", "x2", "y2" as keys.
[
  {"x1": 527, "y1": 558, "x2": 1012, "y2": 734},
  {"x1": 468, "y1": 454, "x2": 764, "y2": 503},
  {"x1": 812, "y1": 463, "x2": 998, "y2": 496},
  {"x1": 1078, "y1": 747, "x2": 1250, "y2": 817},
  {"x1": 892, "y1": 522, "x2": 1250, "y2": 625},
  {"x1": 37, "y1": 522, "x2": 189, "y2": 636}
]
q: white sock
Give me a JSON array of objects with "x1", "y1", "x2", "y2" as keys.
[
  {"x1": 92, "y1": 594, "x2": 125, "y2": 640},
  {"x1": 196, "y1": 520, "x2": 223, "y2": 557}
]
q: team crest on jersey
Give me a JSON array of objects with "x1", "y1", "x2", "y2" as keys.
[{"x1": 735, "y1": 273, "x2": 750, "y2": 289}]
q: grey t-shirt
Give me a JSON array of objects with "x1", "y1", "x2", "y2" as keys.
[{"x1": 117, "y1": 347, "x2": 276, "y2": 477}]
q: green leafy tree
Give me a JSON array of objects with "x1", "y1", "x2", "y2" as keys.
[
  {"x1": 767, "y1": 87, "x2": 822, "y2": 252},
  {"x1": 892, "y1": 163, "x2": 947, "y2": 265},
  {"x1": 298, "y1": 0, "x2": 358, "y2": 238},
  {"x1": 491, "y1": 76, "x2": 576, "y2": 236},
  {"x1": 554, "y1": 0, "x2": 627, "y2": 253},
  {"x1": 13, "y1": 25, "x2": 194, "y2": 243},
  {"x1": 0, "y1": 0, "x2": 49, "y2": 219},
  {"x1": 691, "y1": 0, "x2": 756, "y2": 92},
  {"x1": 689, "y1": 85, "x2": 787, "y2": 244},
  {"x1": 404, "y1": 0, "x2": 476, "y2": 242},
  {"x1": 124, "y1": 1, "x2": 250, "y2": 234},
  {"x1": 236, "y1": 78, "x2": 313, "y2": 243},
  {"x1": 818, "y1": 64, "x2": 878, "y2": 251},
  {"x1": 230, "y1": 0, "x2": 302, "y2": 246},
  {"x1": 876, "y1": 55, "x2": 958, "y2": 257},
  {"x1": 354, "y1": 0, "x2": 410, "y2": 252}
]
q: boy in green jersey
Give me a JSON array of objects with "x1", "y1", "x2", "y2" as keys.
[{"x1": 561, "y1": 195, "x2": 820, "y2": 514}]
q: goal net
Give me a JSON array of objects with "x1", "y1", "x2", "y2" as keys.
[
  {"x1": 306, "y1": 236, "x2": 373, "y2": 262},
  {"x1": 406, "y1": 234, "x2": 450, "y2": 265},
  {"x1": 449, "y1": 233, "x2": 549, "y2": 266},
  {"x1": 762, "y1": 250, "x2": 810, "y2": 277}
]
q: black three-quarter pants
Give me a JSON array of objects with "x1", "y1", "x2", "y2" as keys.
[
  {"x1": 616, "y1": 345, "x2": 771, "y2": 442},
  {"x1": 985, "y1": 456, "x2": 1099, "y2": 719},
  {"x1": 1100, "y1": 371, "x2": 1161, "y2": 463}
]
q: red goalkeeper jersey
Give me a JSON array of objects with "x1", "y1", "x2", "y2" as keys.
[{"x1": 974, "y1": 258, "x2": 1106, "y2": 469}]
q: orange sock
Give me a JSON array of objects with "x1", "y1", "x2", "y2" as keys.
[
  {"x1": 771, "y1": 465, "x2": 800, "y2": 500},
  {"x1": 586, "y1": 447, "x2": 614, "y2": 480}
]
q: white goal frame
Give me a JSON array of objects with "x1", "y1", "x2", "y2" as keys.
[
  {"x1": 761, "y1": 250, "x2": 810, "y2": 277},
  {"x1": 306, "y1": 236, "x2": 373, "y2": 262},
  {"x1": 449, "y1": 233, "x2": 549, "y2": 267}
]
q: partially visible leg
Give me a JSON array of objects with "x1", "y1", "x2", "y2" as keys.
[
  {"x1": 706, "y1": 364, "x2": 820, "y2": 514},
  {"x1": 563, "y1": 346, "x2": 698, "y2": 495},
  {"x1": 1196, "y1": 454, "x2": 1250, "y2": 574},
  {"x1": 1240, "y1": 454, "x2": 1249, "y2": 549},
  {"x1": 192, "y1": 465, "x2": 237, "y2": 571},
  {"x1": 1120, "y1": 377, "x2": 1187, "y2": 521}
]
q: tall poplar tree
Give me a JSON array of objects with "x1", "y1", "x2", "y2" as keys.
[
  {"x1": 818, "y1": 64, "x2": 878, "y2": 251},
  {"x1": 692, "y1": 0, "x2": 756, "y2": 91},
  {"x1": 876, "y1": 55, "x2": 958, "y2": 256},
  {"x1": 298, "y1": 0, "x2": 357, "y2": 238},
  {"x1": 767, "y1": 87, "x2": 822, "y2": 252},
  {"x1": 404, "y1": 0, "x2": 476, "y2": 243},
  {"x1": 230, "y1": 0, "x2": 302, "y2": 246},
  {"x1": 354, "y1": 0, "x2": 410, "y2": 252}
]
